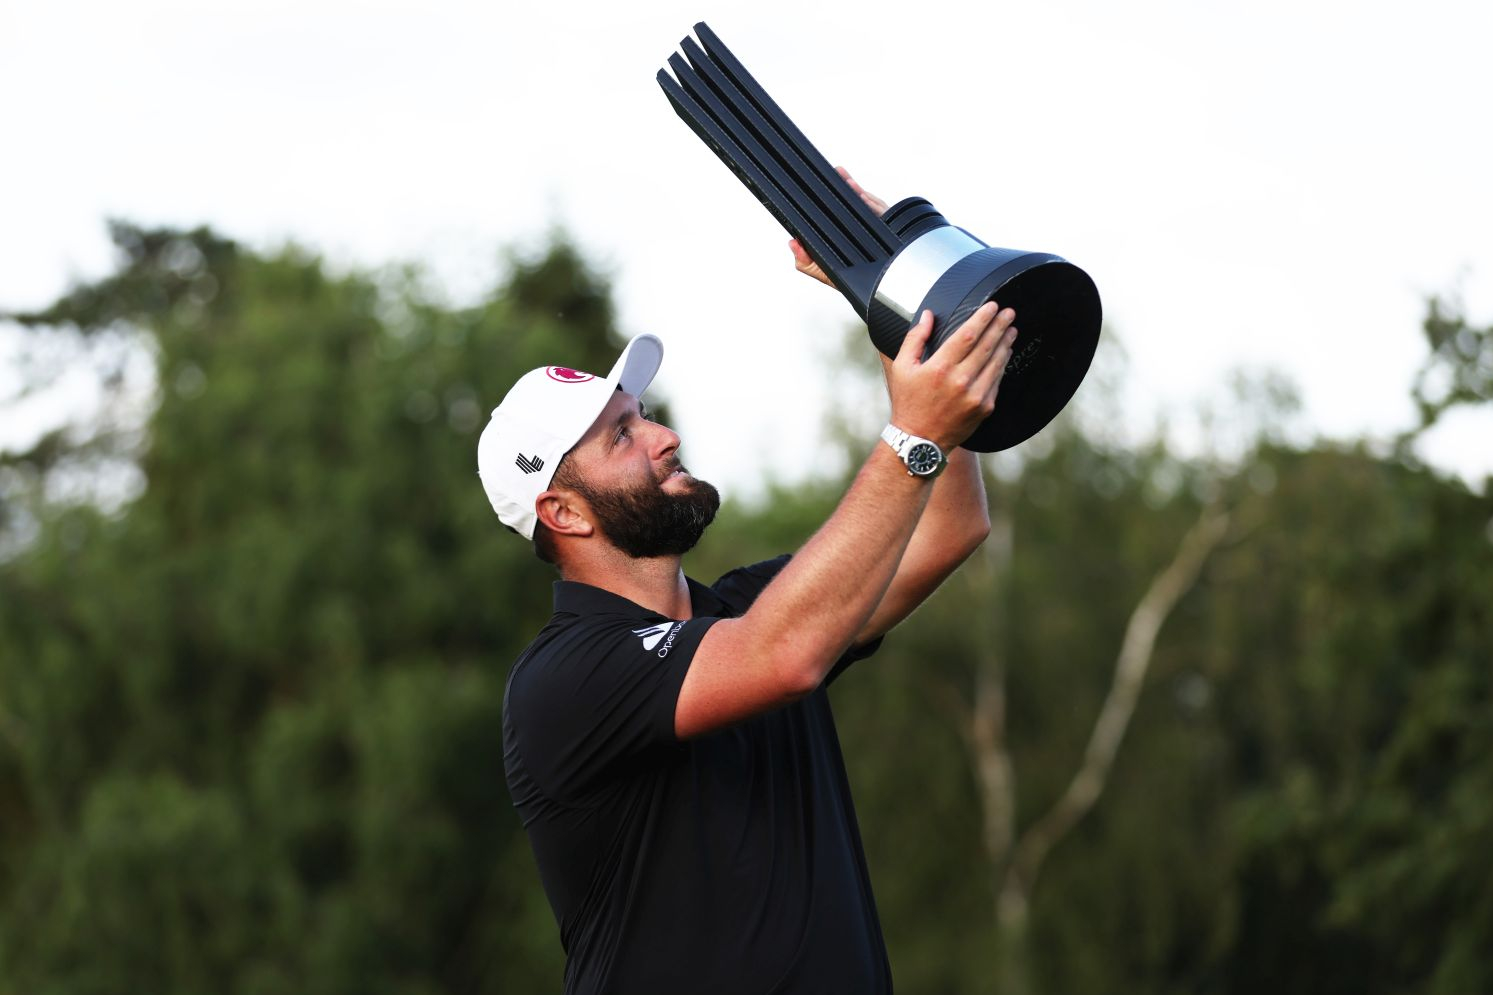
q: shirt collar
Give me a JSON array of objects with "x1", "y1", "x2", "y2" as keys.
[{"x1": 552, "y1": 575, "x2": 732, "y2": 620}]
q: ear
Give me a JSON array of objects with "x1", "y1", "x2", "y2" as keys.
[{"x1": 535, "y1": 488, "x2": 594, "y2": 538}]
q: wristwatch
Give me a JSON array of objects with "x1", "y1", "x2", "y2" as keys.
[{"x1": 881, "y1": 424, "x2": 947, "y2": 479}]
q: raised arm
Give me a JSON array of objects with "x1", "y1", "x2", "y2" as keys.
[
  {"x1": 850, "y1": 306, "x2": 1014, "y2": 644},
  {"x1": 675, "y1": 303, "x2": 1015, "y2": 738},
  {"x1": 788, "y1": 170, "x2": 1011, "y2": 645}
]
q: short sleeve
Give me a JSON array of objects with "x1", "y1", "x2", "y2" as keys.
[
  {"x1": 506, "y1": 615, "x2": 720, "y2": 803},
  {"x1": 825, "y1": 632, "x2": 883, "y2": 685},
  {"x1": 709, "y1": 555, "x2": 792, "y2": 614}
]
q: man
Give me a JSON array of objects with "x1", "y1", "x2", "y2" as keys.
[{"x1": 479, "y1": 178, "x2": 1019, "y2": 994}]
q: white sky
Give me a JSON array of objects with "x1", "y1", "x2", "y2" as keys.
[{"x1": 3, "y1": 0, "x2": 1491, "y2": 500}]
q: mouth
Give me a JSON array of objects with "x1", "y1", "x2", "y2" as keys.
[{"x1": 659, "y1": 462, "x2": 691, "y2": 484}]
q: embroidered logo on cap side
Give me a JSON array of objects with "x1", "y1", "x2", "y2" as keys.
[
  {"x1": 546, "y1": 367, "x2": 596, "y2": 383},
  {"x1": 515, "y1": 453, "x2": 544, "y2": 474}
]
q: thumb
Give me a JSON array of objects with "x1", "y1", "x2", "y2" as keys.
[{"x1": 896, "y1": 310, "x2": 935, "y2": 367}]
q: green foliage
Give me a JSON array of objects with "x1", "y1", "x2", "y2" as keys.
[
  {"x1": 0, "y1": 224, "x2": 630, "y2": 992},
  {"x1": 1410, "y1": 296, "x2": 1493, "y2": 434},
  {"x1": 2, "y1": 225, "x2": 1489, "y2": 994},
  {"x1": 825, "y1": 437, "x2": 1493, "y2": 995}
]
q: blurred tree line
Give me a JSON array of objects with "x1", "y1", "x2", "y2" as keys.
[{"x1": 0, "y1": 225, "x2": 1489, "y2": 994}]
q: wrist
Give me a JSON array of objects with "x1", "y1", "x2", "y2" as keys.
[
  {"x1": 881, "y1": 423, "x2": 948, "y2": 479},
  {"x1": 888, "y1": 402, "x2": 964, "y2": 451}
]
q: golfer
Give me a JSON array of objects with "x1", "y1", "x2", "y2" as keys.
[{"x1": 480, "y1": 181, "x2": 1019, "y2": 994}]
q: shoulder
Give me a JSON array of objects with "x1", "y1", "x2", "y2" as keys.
[
  {"x1": 507, "y1": 612, "x2": 647, "y2": 704},
  {"x1": 708, "y1": 554, "x2": 792, "y2": 614},
  {"x1": 504, "y1": 608, "x2": 707, "y2": 797}
]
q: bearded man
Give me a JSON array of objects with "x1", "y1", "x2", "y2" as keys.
[{"x1": 479, "y1": 179, "x2": 1019, "y2": 995}]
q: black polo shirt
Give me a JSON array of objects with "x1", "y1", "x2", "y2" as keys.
[{"x1": 503, "y1": 555, "x2": 891, "y2": 995}]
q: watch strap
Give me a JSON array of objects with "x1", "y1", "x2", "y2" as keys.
[{"x1": 881, "y1": 423, "x2": 909, "y2": 454}]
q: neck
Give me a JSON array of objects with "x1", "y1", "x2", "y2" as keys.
[{"x1": 561, "y1": 549, "x2": 693, "y2": 619}]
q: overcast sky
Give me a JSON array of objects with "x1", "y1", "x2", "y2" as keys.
[{"x1": 3, "y1": 0, "x2": 1490, "y2": 499}]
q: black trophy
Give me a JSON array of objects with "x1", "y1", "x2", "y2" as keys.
[{"x1": 657, "y1": 22, "x2": 1102, "y2": 452}]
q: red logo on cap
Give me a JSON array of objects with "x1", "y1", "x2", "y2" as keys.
[{"x1": 546, "y1": 366, "x2": 596, "y2": 383}]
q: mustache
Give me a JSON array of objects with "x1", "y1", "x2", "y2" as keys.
[{"x1": 656, "y1": 456, "x2": 689, "y2": 482}]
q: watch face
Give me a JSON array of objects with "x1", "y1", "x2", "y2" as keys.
[{"x1": 906, "y1": 442, "x2": 943, "y2": 475}]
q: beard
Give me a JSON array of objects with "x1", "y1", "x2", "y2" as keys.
[{"x1": 575, "y1": 458, "x2": 720, "y2": 559}]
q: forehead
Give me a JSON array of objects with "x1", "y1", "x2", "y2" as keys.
[{"x1": 574, "y1": 389, "x2": 641, "y2": 450}]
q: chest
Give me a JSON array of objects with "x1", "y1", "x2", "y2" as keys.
[{"x1": 657, "y1": 693, "x2": 842, "y2": 815}]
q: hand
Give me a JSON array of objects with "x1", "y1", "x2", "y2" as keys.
[
  {"x1": 885, "y1": 302, "x2": 1018, "y2": 451},
  {"x1": 789, "y1": 167, "x2": 888, "y2": 288}
]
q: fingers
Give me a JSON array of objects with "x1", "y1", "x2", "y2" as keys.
[
  {"x1": 887, "y1": 304, "x2": 1015, "y2": 447},
  {"x1": 931, "y1": 301, "x2": 1004, "y2": 367},
  {"x1": 789, "y1": 239, "x2": 834, "y2": 287},
  {"x1": 939, "y1": 302, "x2": 1017, "y2": 400},
  {"x1": 964, "y1": 304, "x2": 1016, "y2": 373},
  {"x1": 836, "y1": 166, "x2": 888, "y2": 217},
  {"x1": 972, "y1": 322, "x2": 1018, "y2": 400},
  {"x1": 896, "y1": 309, "x2": 935, "y2": 367}
]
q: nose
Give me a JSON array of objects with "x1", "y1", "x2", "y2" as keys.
[{"x1": 649, "y1": 421, "x2": 681, "y2": 462}]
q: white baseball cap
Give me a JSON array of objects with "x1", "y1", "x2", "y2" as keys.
[{"x1": 477, "y1": 334, "x2": 664, "y2": 539}]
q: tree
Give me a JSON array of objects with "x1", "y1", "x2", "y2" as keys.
[
  {"x1": 1404, "y1": 294, "x2": 1493, "y2": 443},
  {"x1": 0, "y1": 223, "x2": 631, "y2": 993}
]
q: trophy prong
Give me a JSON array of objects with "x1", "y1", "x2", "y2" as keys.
[
  {"x1": 661, "y1": 53, "x2": 872, "y2": 302},
  {"x1": 657, "y1": 66, "x2": 833, "y2": 258},
  {"x1": 677, "y1": 40, "x2": 866, "y2": 270},
  {"x1": 679, "y1": 35, "x2": 884, "y2": 270},
  {"x1": 691, "y1": 23, "x2": 897, "y2": 258},
  {"x1": 661, "y1": 27, "x2": 894, "y2": 306}
]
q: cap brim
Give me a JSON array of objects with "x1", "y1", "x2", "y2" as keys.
[{"x1": 607, "y1": 334, "x2": 663, "y2": 397}]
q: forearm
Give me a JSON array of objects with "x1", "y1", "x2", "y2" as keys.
[
  {"x1": 851, "y1": 448, "x2": 988, "y2": 638},
  {"x1": 845, "y1": 364, "x2": 993, "y2": 645},
  {"x1": 883, "y1": 353, "x2": 991, "y2": 553},
  {"x1": 741, "y1": 443, "x2": 933, "y2": 690},
  {"x1": 911, "y1": 448, "x2": 990, "y2": 555}
]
